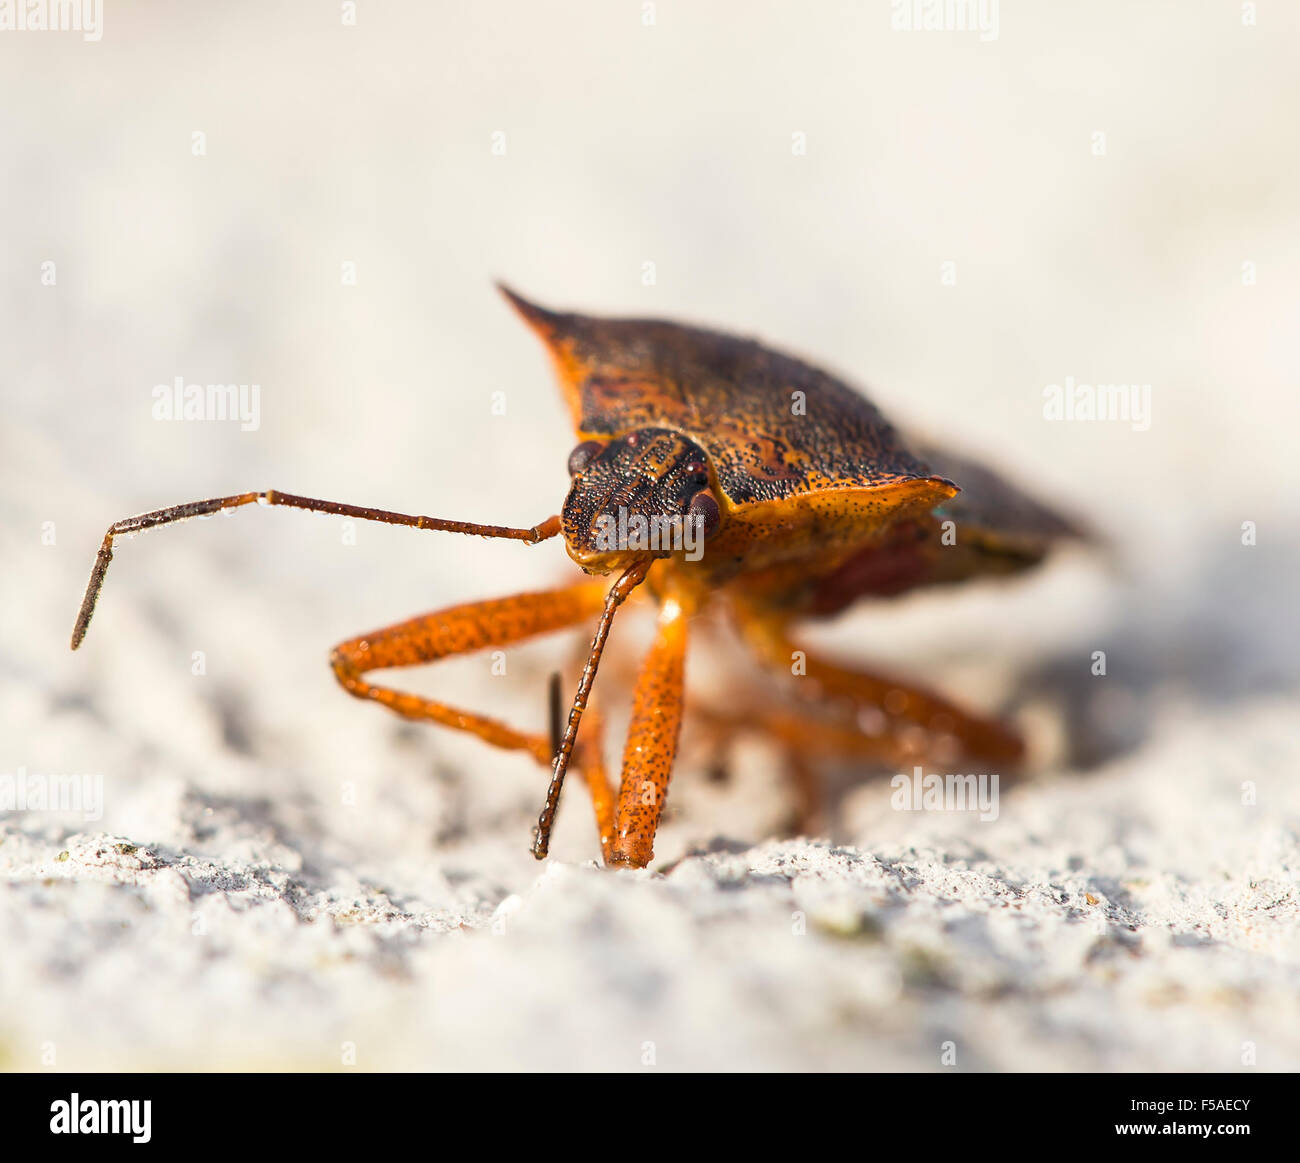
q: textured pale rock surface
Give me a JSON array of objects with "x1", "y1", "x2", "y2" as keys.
[
  {"x1": 2, "y1": 3, "x2": 1299, "y2": 1072},
  {"x1": 3, "y1": 610, "x2": 1298, "y2": 1071}
]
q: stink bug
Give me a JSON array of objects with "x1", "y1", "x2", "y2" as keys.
[{"x1": 71, "y1": 286, "x2": 1082, "y2": 869}]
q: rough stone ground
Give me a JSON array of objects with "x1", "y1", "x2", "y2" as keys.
[{"x1": 3, "y1": 697, "x2": 1298, "y2": 1073}]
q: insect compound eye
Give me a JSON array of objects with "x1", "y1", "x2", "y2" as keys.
[
  {"x1": 567, "y1": 441, "x2": 605, "y2": 477},
  {"x1": 687, "y1": 490, "x2": 721, "y2": 540}
]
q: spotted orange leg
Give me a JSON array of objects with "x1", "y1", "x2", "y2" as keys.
[
  {"x1": 605, "y1": 592, "x2": 693, "y2": 868},
  {"x1": 530, "y1": 559, "x2": 651, "y2": 860},
  {"x1": 736, "y1": 610, "x2": 1026, "y2": 766},
  {"x1": 690, "y1": 699, "x2": 926, "y2": 834},
  {"x1": 329, "y1": 582, "x2": 625, "y2": 854}
]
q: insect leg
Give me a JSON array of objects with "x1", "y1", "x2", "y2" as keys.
[
  {"x1": 785, "y1": 749, "x2": 823, "y2": 837},
  {"x1": 329, "y1": 582, "x2": 618, "y2": 852},
  {"x1": 331, "y1": 583, "x2": 607, "y2": 763},
  {"x1": 737, "y1": 612, "x2": 1025, "y2": 764},
  {"x1": 531, "y1": 559, "x2": 650, "y2": 861},
  {"x1": 605, "y1": 593, "x2": 691, "y2": 869},
  {"x1": 690, "y1": 701, "x2": 921, "y2": 835},
  {"x1": 70, "y1": 489, "x2": 561, "y2": 649},
  {"x1": 566, "y1": 700, "x2": 617, "y2": 861}
]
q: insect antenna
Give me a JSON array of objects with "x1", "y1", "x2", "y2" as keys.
[
  {"x1": 70, "y1": 490, "x2": 562, "y2": 650},
  {"x1": 547, "y1": 670, "x2": 564, "y2": 758},
  {"x1": 532, "y1": 558, "x2": 651, "y2": 860}
]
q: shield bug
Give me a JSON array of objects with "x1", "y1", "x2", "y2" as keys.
[{"x1": 71, "y1": 285, "x2": 1083, "y2": 868}]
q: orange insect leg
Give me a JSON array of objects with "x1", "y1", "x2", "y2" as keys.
[
  {"x1": 606, "y1": 596, "x2": 691, "y2": 868},
  {"x1": 329, "y1": 583, "x2": 617, "y2": 841},
  {"x1": 739, "y1": 614, "x2": 1025, "y2": 765},
  {"x1": 690, "y1": 701, "x2": 923, "y2": 835},
  {"x1": 576, "y1": 707, "x2": 617, "y2": 861}
]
